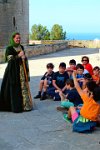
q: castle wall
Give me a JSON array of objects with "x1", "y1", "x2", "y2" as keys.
[{"x1": 0, "y1": 0, "x2": 29, "y2": 47}]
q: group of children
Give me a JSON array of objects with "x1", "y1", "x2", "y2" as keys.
[{"x1": 34, "y1": 56, "x2": 100, "y2": 133}]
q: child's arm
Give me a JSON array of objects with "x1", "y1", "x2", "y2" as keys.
[
  {"x1": 62, "y1": 85, "x2": 67, "y2": 92},
  {"x1": 77, "y1": 78, "x2": 84, "y2": 82},
  {"x1": 73, "y1": 71, "x2": 83, "y2": 95},
  {"x1": 52, "y1": 80, "x2": 61, "y2": 91}
]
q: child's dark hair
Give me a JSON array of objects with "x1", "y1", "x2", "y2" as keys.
[
  {"x1": 93, "y1": 66, "x2": 100, "y2": 71},
  {"x1": 76, "y1": 63, "x2": 84, "y2": 70},
  {"x1": 46, "y1": 63, "x2": 54, "y2": 69},
  {"x1": 86, "y1": 81, "x2": 97, "y2": 92},
  {"x1": 86, "y1": 81, "x2": 100, "y2": 102},
  {"x1": 69, "y1": 59, "x2": 76, "y2": 65},
  {"x1": 66, "y1": 79, "x2": 74, "y2": 87},
  {"x1": 59, "y1": 62, "x2": 66, "y2": 68},
  {"x1": 83, "y1": 73, "x2": 92, "y2": 80},
  {"x1": 93, "y1": 87, "x2": 100, "y2": 102}
]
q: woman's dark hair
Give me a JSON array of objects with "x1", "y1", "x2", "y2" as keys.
[
  {"x1": 66, "y1": 79, "x2": 74, "y2": 87},
  {"x1": 81, "y1": 56, "x2": 89, "y2": 63},
  {"x1": 76, "y1": 63, "x2": 84, "y2": 70},
  {"x1": 12, "y1": 32, "x2": 20, "y2": 38},
  {"x1": 86, "y1": 81, "x2": 100, "y2": 102},
  {"x1": 46, "y1": 63, "x2": 54, "y2": 69}
]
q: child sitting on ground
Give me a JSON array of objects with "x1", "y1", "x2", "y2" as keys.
[
  {"x1": 56, "y1": 79, "x2": 83, "y2": 112},
  {"x1": 65, "y1": 71, "x2": 100, "y2": 133},
  {"x1": 82, "y1": 73, "x2": 92, "y2": 90},
  {"x1": 48, "y1": 62, "x2": 69, "y2": 101},
  {"x1": 76, "y1": 64, "x2": 84, "y2": 88},
  {"x1": 66, "y1": 59, "x2": 76, "y2": 79},
  {"x1": 34, "y1": 63, "x2": 54, "y2": 100},
  {"x1": 92, "y1": 66, "x2": 100, "y2": 85}
]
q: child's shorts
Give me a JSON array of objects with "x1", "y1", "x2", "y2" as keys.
[
  {"x1": 61, "y1": 100, "x2": 74, "y2": 108},
  {"x1": 72, "y1": 114, "x2": 97, "y2": 133}
]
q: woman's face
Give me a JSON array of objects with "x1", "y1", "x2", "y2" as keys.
[
  {"x1": 82, "y1": 57, "x2": 88, "y2": 65},
  {"x1": 13, "y1": 34, "x2": 21, "y2": 44}
]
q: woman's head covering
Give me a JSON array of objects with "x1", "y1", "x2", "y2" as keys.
[{"x1": 9, "y1": 32, "x2": 20, "y2": 47}]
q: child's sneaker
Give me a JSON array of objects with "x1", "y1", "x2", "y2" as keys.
[
  {"x1": 56, "y1": 106, "x2": 68, "y2": 113},
  {"x1": 63, "y1": 114, "x2": 72, "y2": 123},
  {"x1": 40, "y1": 92, "x2": 47, "y2": 100},
  {"x1": 34, "y1": 91, "x2": 41, "y2": 99}
]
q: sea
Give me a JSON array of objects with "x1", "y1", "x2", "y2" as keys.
[{"x1": 67, "y1": 33, "x2": 100, "y2": 40}]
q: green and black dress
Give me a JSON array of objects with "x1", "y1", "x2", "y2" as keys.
[{"x1": 0, "y1": 45, "x2": 33, "y2": 112}]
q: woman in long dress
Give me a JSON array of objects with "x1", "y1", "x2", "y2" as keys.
[{"x1": 0, "y1": 32, "x2": 33, "y2": 112}]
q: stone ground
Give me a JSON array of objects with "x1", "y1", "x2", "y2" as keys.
[{"x1": 0, "y1": 48, "x2": 100, "y2": 150}]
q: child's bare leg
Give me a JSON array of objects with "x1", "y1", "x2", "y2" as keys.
[
  {"x1": 59, "y1": 91, "x2": 66, "y2": 101},
  {"x1": 40, "y1": 80, "x2": 48, "y2": 100},
  {"x1": 68, "y1": 106, "x2": 78, "y2": 122},
  {"x1": 68, "y1": 106, "x2": 76, "y2": 118},
  {"x1": 68, "y1": 106, "x2": 79, "y2": 122},
  {"x1": 39, "y1": 80, "x2": 44, "y2": 91},
  {"x1": 43, "y1": 79, "x2": 48, "y2": 92}
]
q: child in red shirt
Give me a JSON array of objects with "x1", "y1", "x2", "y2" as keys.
[{"x1": 66, "y1": 59, "x2": 76, "y2": 79}]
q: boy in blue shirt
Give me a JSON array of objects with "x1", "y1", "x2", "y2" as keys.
[
  {"x1": 56, "y1": 79, "x2": 83, "y2": 111},
  {"x1": 48, "y1": 62, "x2": 69, "y2": 101},
  {"x1": 76, "y1": 64, "x2": 84, "y2": 88}
]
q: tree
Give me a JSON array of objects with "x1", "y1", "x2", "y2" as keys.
[
  {"x1": 30, "y1": 24, "x2": 50, "y2": 40},
  {"x1": 50, "y1": 24, "x2": 66, "y2": 40}
]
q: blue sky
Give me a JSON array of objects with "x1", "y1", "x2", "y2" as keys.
[{"x1": 29, "y1": 0, "x2": 100, "y2": 33}]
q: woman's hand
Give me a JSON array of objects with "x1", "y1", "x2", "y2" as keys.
[{"x1": 18, "y1": 51, "x2": 25, "y2": 59}]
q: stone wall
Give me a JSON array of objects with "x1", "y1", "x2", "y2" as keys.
[
  {"x1": 1, "y1": 40, "x2": 100, "y2": 63},
  {"x1": 29, "y1": 40, "x2": 68, "y2": 45},
  {"x1": 25, "y1": 42, "x2": 68, "y2": 57},
  {"x1": 29, "y1": 40, "x2": 100, "y2": 48},
  {"x1": 68, "y1": 40, "x2": 100, "y2": 48},
  {"x1": 0, "y1": 41, "x2": 68, "y2": 63}
]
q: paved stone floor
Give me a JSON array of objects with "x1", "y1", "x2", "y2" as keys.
[{"x1": 0, "y1": 48, "x2": 100, "y2": 150}]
